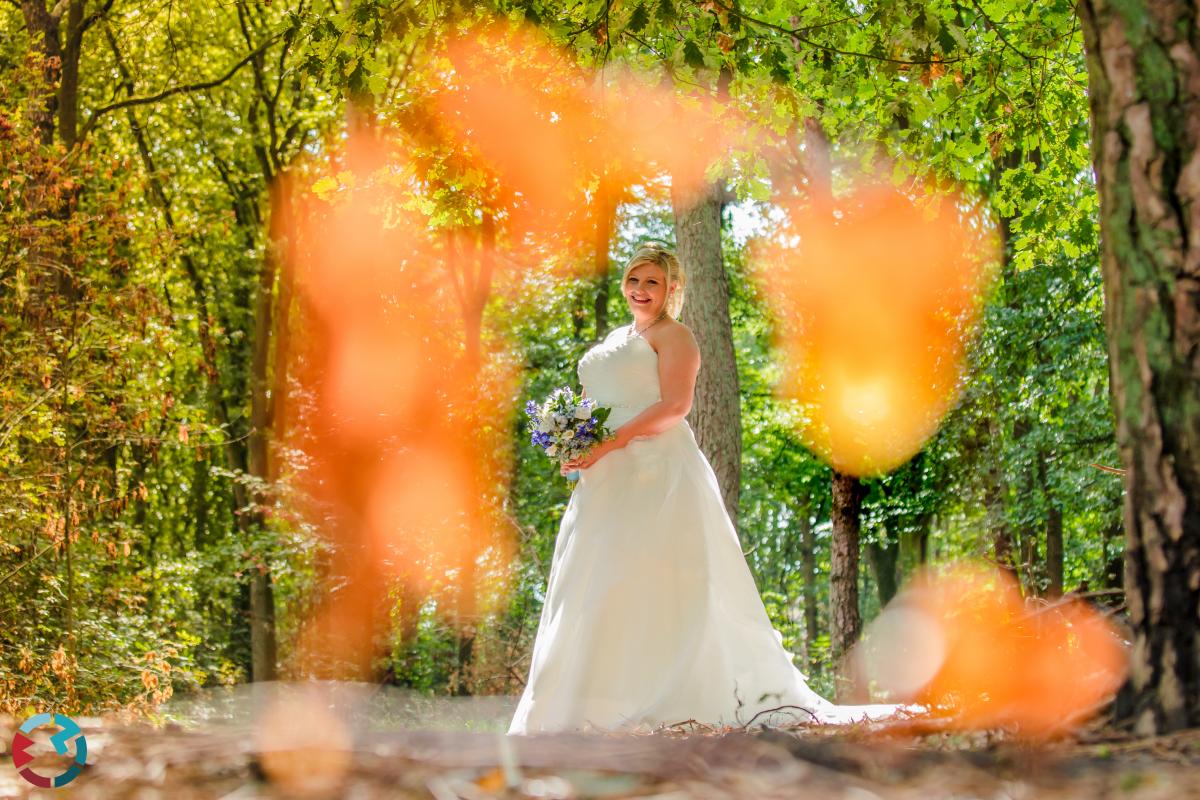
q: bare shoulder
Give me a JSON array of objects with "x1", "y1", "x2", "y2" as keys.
[{"x1": 647, "y1": 318, "x2": 700, "y2": 359}]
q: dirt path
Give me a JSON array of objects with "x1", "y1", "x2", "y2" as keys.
[{"x1": 3, "y1": 716, "x2": 1199, "y2": 799}]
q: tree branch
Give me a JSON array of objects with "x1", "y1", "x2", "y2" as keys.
[
  {"x1": 77, "y1": 0, "x2": 114, "y2": 37},
  {"x1": 78, "y1": 29, "x2": 283, "y2": 141},
  {"x1": 967, "y1": 0, "x2": 1038, "y2": 64},
  {"x1": 709, "y1": 0, "x2": 969, "y2": 66},
  {"x1": 0, "y1": 544, "x2": 56, "y2": 588}
]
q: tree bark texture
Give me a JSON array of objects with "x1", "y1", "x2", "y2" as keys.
[
  {"x1": 672, "y1": 178, "x2": 742, "y2": 527},
  {"x1": 1079, "y1": 0, "x2": 1200, "y2": 734},
  {"x1": 830, "y1": 471, "x2": 865, "y2": 666}
]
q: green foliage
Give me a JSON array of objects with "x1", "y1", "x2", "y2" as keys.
[{"x1": 0, "y1": 0, "x2": 1122, "y2": 713}]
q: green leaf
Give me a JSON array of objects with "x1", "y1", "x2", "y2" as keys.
[
  {"x1": 367, "y1": 70, "x2": 388, "y2": 97},
  {"x1": 311, "y1": 176, "x2": 339, "y2": 199},
  {"x1": 628, "y1": 3, "x2": 649, "y2": 33}
]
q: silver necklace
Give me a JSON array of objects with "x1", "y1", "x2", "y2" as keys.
[{"x1": 630, "y1": 311, "x2": 667, "y2": 338}]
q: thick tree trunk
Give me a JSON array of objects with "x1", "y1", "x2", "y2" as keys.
[
  {"x1": 20, "y1": 1, "x2": 63, "y2": 144},
  {"x1": 1078, "y1": 0, "x2": 1200, "y2": 734},
  {"x1": 243, "y1": 181, "x2": 286, "y2": 684},
  {"x1": 672, "y1": 178, "x2": 742, "y2": 526},
  {"x1": 830, "y1": 471, "x2": 864, "y2": 668},
  {"x1": 57, "y1": 1, "x2": 85, "y2": 149}
]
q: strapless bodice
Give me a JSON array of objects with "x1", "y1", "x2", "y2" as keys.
[{"x1": 578, "y1": 325, "x2": 661, "y2": 427}]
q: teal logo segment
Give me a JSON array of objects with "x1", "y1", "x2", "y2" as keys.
[{"x1": 11, "y1": 713, "x2": 87, "y2": 788}]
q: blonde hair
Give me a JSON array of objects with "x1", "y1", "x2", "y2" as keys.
[{"x1": 620, "y1": 242, "x2": 686, "y2": 318}]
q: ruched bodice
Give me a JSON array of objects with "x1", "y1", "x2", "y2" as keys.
[{"x1": 578, "y1": 326, "x2": 661, "y2": 427}]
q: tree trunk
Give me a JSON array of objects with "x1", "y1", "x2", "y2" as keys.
[
  {"x1": 1019, "y1": 528, "x2": 1040, "y2": 596},
  {"x1": 57, "y1": 1, "x2": 85, "y2": 150},
  {"x1": 672, "y1": 178, "x2": 741, "y2": 526},
  {"x1": 268, "y1": 178, "x2": 296, "y2": 486},
  {"x1": 899, "y1": 513, "x2": 931, "y2": 578},
  {"x1": 18, "y1": 0, "x2": 100, "y2": 652},
  {"x1": 867, "y1": 535, "x2": 900, "y2": 607},
  {"x1": 798, "y1": 507, "x2": 819, "y2": 668},
  {"x1": 1036, "y1": 451, "x2": 1064, "y2": 598},
  {"x1": 1078, "y1": 0, "x2": 1200, "y2": 734},
  {"x1": 244, "y1": 180, "x2": 284, "y2": 684},
  {"x1": 592, "y1": 173, "x2": 617, "y2": 340},
  {"x1": 1045, "y1": 505, "x2": 1064, "y2": 598},
  {"x1": 985, "y1": 420, "x2": 1018, "y2": 579},
  {"x1": 20, "y1": 1, "x2": 63, "y2": 144},
  {"x1": 801, "y1": 506, "x2": 820, "y2": 662},
  {"x1": 830, "y1": 471, "x2": 864, "y2": 669},
  {"x1": 447, "y1": 215, "x2": 494, "y2": 366},
  {"x1": 249, "y1": 571, "x2": 277, "y2": 682}
]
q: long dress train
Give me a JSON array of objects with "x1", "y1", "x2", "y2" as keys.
[{"x1": 508, "y1": 324, "x2": 902, "y2": 734}]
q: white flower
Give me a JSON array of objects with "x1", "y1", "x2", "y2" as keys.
[
  {"x1": 546, "y1": 445, "x2": 557, "y2": 457},
  {"x1": 554, "y1": 414, "x2": 568, "y2": 427},
  {"x1": 574, "y1": 405, "x2": 591, "y2": 420},
  {"x1": 564, "y1": 429, "x2": 574, "y2": 439}
]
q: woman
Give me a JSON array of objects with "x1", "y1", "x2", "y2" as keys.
[{"x1": 507, "y1": 242, "x2": 902, "y2": 734}]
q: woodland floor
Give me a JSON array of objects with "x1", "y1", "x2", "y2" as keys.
[{"x1": 3, "y1": 709, "x2": 1200, "y2": 800}]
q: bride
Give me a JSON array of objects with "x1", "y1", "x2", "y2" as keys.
[{"x1": 507, "y1": 242, "x2": 903, "y2": 735}]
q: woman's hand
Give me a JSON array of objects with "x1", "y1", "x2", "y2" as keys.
[{"x1": 562, "y1": 438, "x2": 621, "y2": 472}]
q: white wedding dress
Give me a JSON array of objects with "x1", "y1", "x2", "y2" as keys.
[{"x1": 507, "y1": 323, "x2": 903, "y2": 735}]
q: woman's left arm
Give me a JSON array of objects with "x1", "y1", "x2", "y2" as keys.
[{"x1": 565, "y1": 325, "x2": 700, "y2": 470}]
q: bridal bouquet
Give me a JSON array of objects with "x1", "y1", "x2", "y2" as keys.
[{"x1": 525, "y1": 387, "x2": 612, "y2": 478}]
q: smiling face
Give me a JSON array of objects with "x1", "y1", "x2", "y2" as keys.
[{"x1": 623, "y1": 262, "x2": 674, "y2": 322}]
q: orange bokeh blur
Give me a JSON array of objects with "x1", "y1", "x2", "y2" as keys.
[
  {"x1": 754, "y1": 177, "x2": 998, "y2": 477},
  {"x1": 280, "y1": 128, "x2": 517, "y2": 677},
  {"x1": 432, "y1": 25, "x2": 602, "y2": 243},
  {"x1": 255, "y1": 687, "x2": 352, "y2": 793},
  {"x1": 428, "y1": 23, "x2": 737, "y2": 248},
  {"x1": 273, "y1": 17, "x2": 747, "y2": 678},
  {"x1": 854, "y1": 562, "x2": 1128, "y2": 736}
]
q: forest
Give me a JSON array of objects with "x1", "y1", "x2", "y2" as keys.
[{"x1": 1, "y1": 0, "x2": 1198, "y2": 781}]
